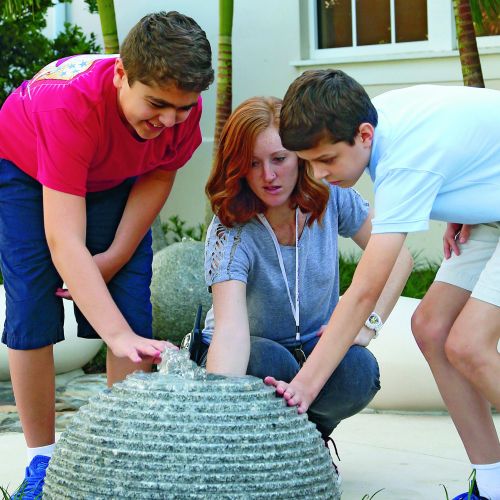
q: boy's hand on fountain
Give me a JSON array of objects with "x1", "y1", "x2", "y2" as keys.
[
  {"x1": 264, "y1": 376, "x2": 313, "y2": 414},
  {"x1": 107, "y1": 332, "x2": 177, "y2": 364}
]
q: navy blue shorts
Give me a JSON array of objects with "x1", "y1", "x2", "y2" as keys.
[{"x1": 0, "y1": 159, "x2": 153, "y2": 350}]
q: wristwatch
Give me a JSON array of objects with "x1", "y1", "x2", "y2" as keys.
[{"x1": 365, "y1": 312, "x2": 383, "y2": 338}]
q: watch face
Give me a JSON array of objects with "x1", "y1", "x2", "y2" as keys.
[{"x1": 366, "y1": 313, "x2": 382, "y2": 332}]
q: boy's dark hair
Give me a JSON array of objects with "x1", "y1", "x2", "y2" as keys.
[
  {"x1": 121, "y1": 11, "x2": 213, "y2": 92},
  {"x1": 280, "y1": 69, "x2": 378, "y2": 150}
]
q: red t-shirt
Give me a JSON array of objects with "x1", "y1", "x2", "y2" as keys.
[{"x1": 0, "y1": 54, "x2": 202, "y2": 196}]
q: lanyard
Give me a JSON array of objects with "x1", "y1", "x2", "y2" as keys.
[{"x1": 257, "y1": 208, "x2": 300, "y2": 342}]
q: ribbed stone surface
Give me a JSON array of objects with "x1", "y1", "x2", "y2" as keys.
[{"x1": 44, "y1": 351, "x2": 341, "y2": 499}]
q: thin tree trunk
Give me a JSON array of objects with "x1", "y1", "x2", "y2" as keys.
[
  {"x1": 204, "y1": 0, "x2": 234, "y2": 231},
  {"x1": 213, "y1": 0, "x2": 234, "y2": 151},
  {"x1": 97, "y1": 0, "x2": 119, "y2": 54},
  {"x1": 453, "y1": 0, "x2": 485, "y2": 87}
]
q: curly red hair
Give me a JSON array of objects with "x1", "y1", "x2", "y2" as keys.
[{"x1": 206, "y1": 96, "x2": 329, "y2": 227}]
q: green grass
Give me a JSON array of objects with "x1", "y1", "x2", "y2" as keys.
[{"x1": 1, "y1": 481, "x2": 43, "y2": 499}]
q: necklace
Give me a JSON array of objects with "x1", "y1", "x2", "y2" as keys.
[{"x1": 257, "y1": 208, "x2": 300, "y2": 342}]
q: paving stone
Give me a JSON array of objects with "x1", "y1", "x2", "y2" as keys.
[{"x1": 0, "y1": 372, "x2": 107, "y2": 433}]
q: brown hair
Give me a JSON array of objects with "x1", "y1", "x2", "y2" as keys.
[
  {"x1": 120, "y1": 11, "x2": 213, "y2": 92},
  {"x1": 206, "y1": 96, "x2": 329, "y2": 227},
  {"x1": 280, "y1": 69, "x2": 377, "y2": 150}
]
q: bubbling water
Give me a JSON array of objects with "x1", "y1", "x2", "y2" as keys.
[{"x1": 158, "y1": 347, "x2": 207, "y2": 379}]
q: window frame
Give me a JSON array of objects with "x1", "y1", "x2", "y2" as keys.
[{"x1": 308, "y1": 0, "x2": 500, "y2": 62}]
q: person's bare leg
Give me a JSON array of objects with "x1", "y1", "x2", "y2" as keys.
[
  {"x1": 446, "y1": 298, "x2": 500, "y2": 410},
  {"x1": 106, "y1": 348, "x2": 152, "y2": 387},
  {"x1": 412, "y1": 282, "x2": 500, "y2": 464},
  {"x1": 8, "y1": 345, "x2": 55, "y2": 447}
]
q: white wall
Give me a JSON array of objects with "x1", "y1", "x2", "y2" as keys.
[
  {"x1": 164, "y1": 0, "x2": 303, "y2": 230},
  {"x1": 58, "y1": 1, "x2": 500, "y2": 263}
]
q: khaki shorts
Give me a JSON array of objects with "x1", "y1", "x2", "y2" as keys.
[{"x1": 435, "y1": 223, "x2": 500, "y2": 307}]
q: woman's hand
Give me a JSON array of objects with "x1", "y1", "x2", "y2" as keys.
[
  {"x1": 443, "y1": 223, "x2": 472, "y2": 259},
  {"x1": 264, "y1": 376, "x2": 315, "y2": 414}
]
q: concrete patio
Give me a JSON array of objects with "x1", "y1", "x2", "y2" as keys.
[{"x1": 1, "y1": 297, "x2": 498, "y2": 498}]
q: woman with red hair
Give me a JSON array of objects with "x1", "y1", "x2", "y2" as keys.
[{"x1": 201, "y1": 96, "x2": 412, "y2": 454}]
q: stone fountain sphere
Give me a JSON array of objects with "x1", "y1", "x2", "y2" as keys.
[
  {"x1": 43, "y1": 352, "x2": 341, "y2": 499},
  {"x1": 151, "y1": 240, "x2": 212, "y2": 344}
]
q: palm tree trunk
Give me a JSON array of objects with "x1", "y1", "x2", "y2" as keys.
[
  {"x1": 204, "y1": 0, "x2": 234, "y2": 230},
  {"x1": 96, "y1": 0, "x2": 119, "y2": 54},
  {"x1": 453, "y1": 0, "x2": 485, "y2": 87},
  {"x1": 213, "y1": 0, "x2": 234, "y2": 150}
]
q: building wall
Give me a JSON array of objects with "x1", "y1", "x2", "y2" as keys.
[{"x1": 58, "y1": 0, "x2": 500, "y2": 263}]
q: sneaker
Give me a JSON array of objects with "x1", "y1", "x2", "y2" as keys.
[
  {"x1": 452, "y1": 481, "x2": 489, "y2": 500},
  {"x1": 11, "y1": 455, "x2": 50, "y2": 500}
]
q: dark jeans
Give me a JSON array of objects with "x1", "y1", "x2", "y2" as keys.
[
  {"x1": 201, "y1": 335, "x2": 380, "y2": 438},
  {"x1": 0, "y1": 159, "x2": 153, "y2": 349}
]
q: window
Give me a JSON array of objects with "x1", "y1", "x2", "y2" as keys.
[
  {"x1": 317, "y1": 0, "x2": 428, "y2": 49},
  {"x1": 308, "y1": 0, "x2": 500, "y2": 61},
  {"x1": 474, "y1": 3, "x2": 500, "y2": 38}
]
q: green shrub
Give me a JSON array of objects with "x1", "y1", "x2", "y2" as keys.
[
  {"x1": 0, "y1": 1, "x2": 100, "y2": 106},
  {"x1": 339, "y1": 253, "x2": 439, "y2": 299},
  {"x1": 162, "y1": 215, "x2": 205, "y2": 245},
  {"x1": 402, "y1": 263, "x2": 439, "y2": 299}
]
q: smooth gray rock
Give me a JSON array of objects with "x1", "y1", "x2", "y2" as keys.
[
  {"x1": 44, "y1": 351, "x2": 341, "y2": 499},
  {"x1": 151, "y1": 240, "x2": 211, "y2": 344}
]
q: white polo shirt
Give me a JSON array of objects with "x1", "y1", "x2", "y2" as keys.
[{"x1": 368, "y1": 84, "x2": 500, "y2": 233}]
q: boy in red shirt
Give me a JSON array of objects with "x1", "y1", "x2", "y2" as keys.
[{"x1": 0, "y1": 11, "x2": 213, "y2": 498}]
